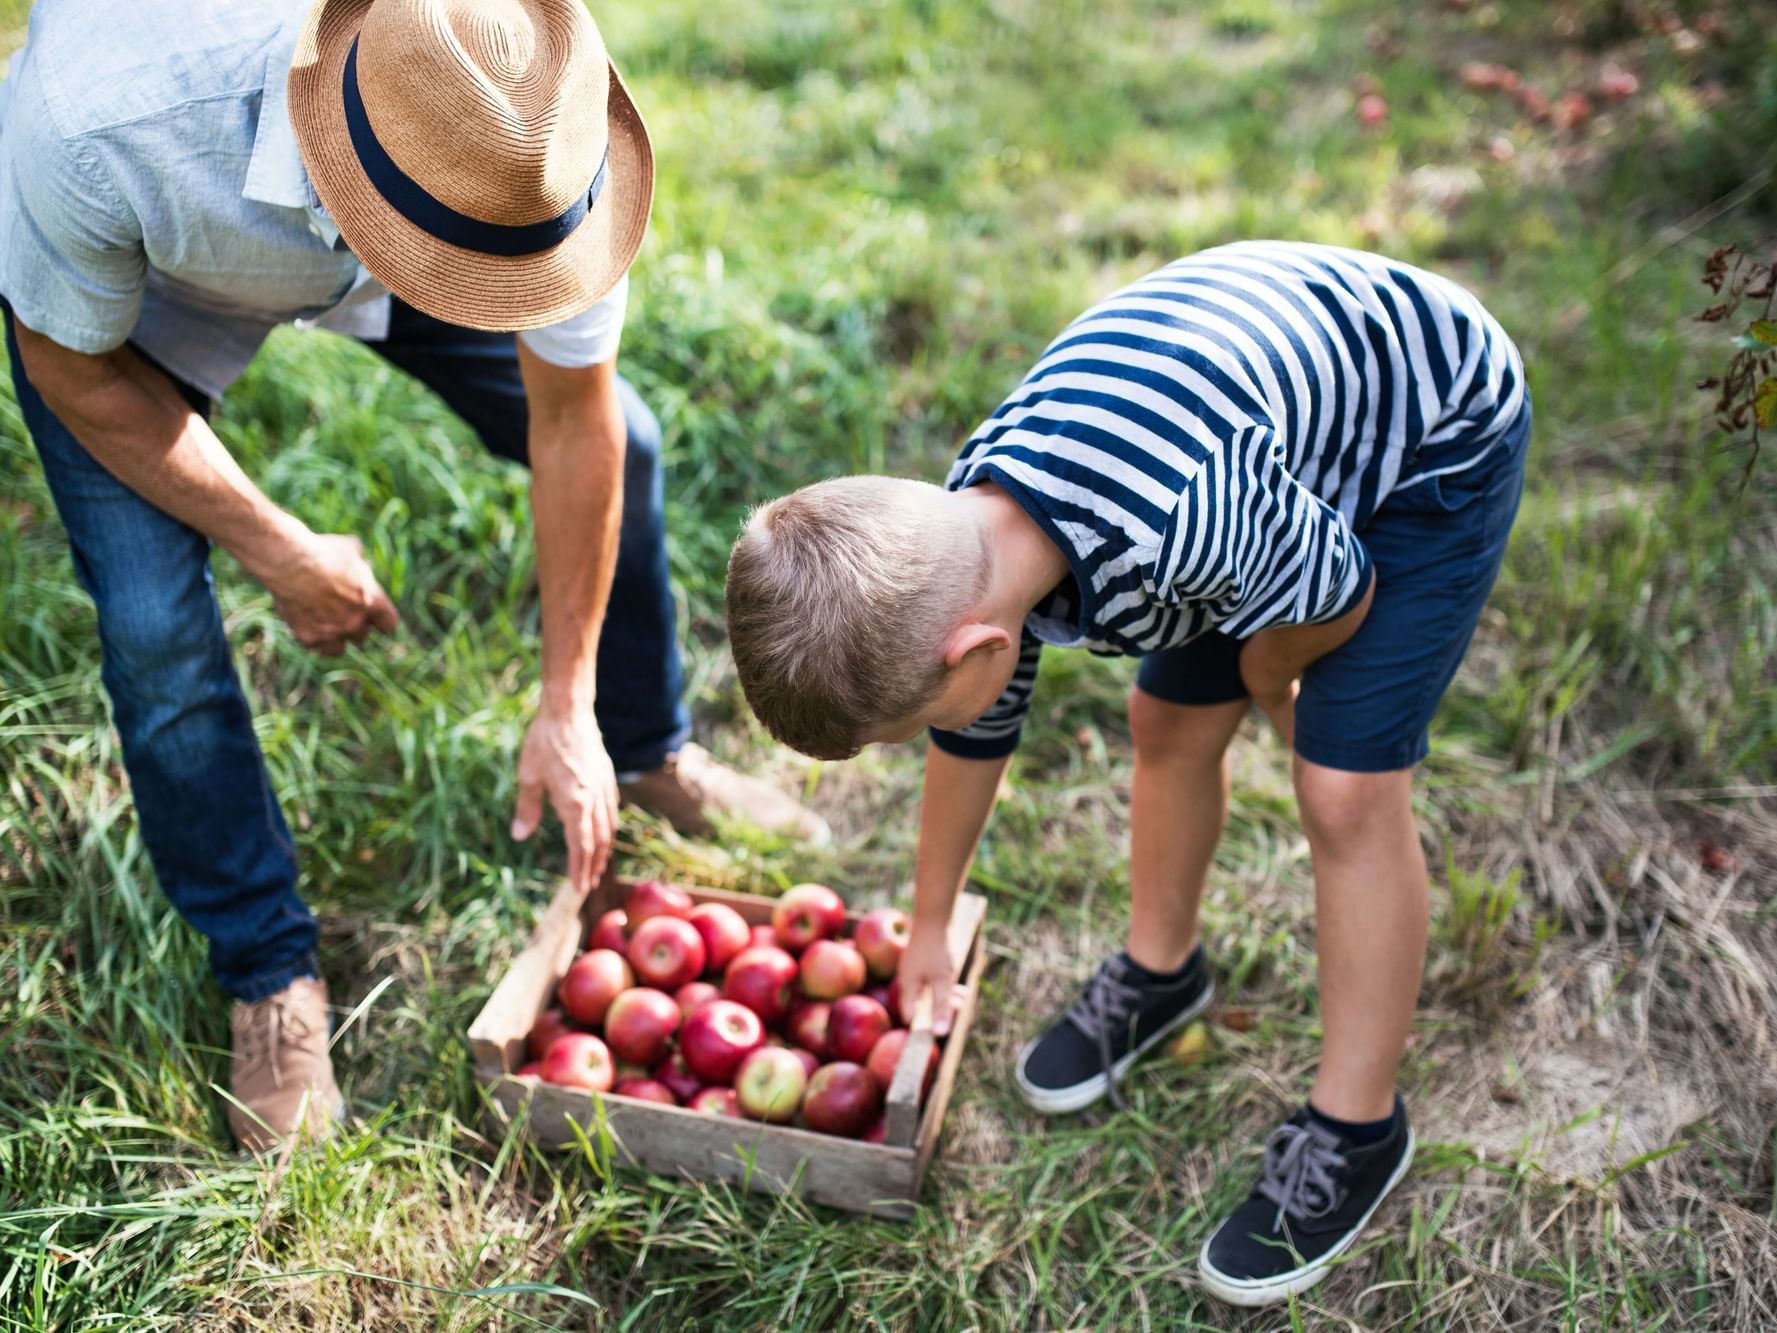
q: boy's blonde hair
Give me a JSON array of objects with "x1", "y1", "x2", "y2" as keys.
[{"x1": 725, "y1": 477, "x2": 987, "y2": 760}]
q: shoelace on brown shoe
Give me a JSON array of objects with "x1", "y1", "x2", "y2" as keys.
[{"x1": 233, "y1": 993, "x2": 318, "y2": 1091}]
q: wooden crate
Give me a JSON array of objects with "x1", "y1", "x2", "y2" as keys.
[{"x1": 467, "y1": 877, "x2": 987, "y2": 1220}]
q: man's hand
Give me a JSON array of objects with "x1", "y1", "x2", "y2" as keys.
[
  {"x1": 255, "y1": 531, "x2": 399, "y2": 655},
  {"x1": 511, "y1": 703, "x2": 620, "y2": 895},
  {"x1": 896, "y1": 916, "x2": 961, "y2": 1037}
]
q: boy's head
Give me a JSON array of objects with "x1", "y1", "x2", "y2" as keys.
[{"x1": 726, "y1": 477, "x2": 1023, "y2": 759}]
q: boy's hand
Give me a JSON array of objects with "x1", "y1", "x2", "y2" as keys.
[
  {"x1": 896, "y1": 918, "x2": 960, "y2": 1037},
  {"x1": 1247, "y1": 676, "x2": 1298, "y2": 746}
]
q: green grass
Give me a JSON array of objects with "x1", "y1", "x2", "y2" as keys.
[{"x1": 4, "y1": 0, "x2": 1777, "y2": 1327}]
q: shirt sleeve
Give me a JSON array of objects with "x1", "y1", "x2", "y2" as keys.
[
  {"x1": 0, "y1": 62, "x2": 146, "y2": 353},
  {"x1": 1154, "y1": 424, "x2": 1372, "y2": 639},
  {"x1": 929, "y1": 628, "x2": 1043, "y2": 760},
  {"x1": 515, "y1": 274, "x2": 628, "y2": 367}
]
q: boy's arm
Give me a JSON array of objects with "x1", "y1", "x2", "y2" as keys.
[
  {"x1": 1239, "y1": 567, "x2": 1376, "y2": 744},
  {"x1": 898, "y1": 742, "x2": 1012, "y2": 1035}
]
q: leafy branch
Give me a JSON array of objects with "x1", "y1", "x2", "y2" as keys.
[{"x1": 1696, "y1": 240, "x2": 1777, "y2": 492}]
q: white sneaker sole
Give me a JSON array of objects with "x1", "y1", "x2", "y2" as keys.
[
  {"x1": 1013, "y1": 980, "x2": 1216, "y2": 1115},
  {"x1": 1196, "y1": 1128, "x2": 1417, "y2": 1308}
]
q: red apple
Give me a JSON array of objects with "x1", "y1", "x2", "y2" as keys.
[
  {"x1": 558, "y1": 949, "x2": 633, "y2": 1027},
  {"x1": 652, "y1": 1051, "x2": 703, "y2": 1105},
  {"x1": 867, "y1": 1028, "x2": 938, "y2": 1097},
  {"x1": 1356, "y1": 93, "x2": 1388, "y2": 127},
  {"x1": 674, "y1": 980, "x2": 721, "y2": 1022},
  {"x1": 790, "y1": 1047, "x2": 820, "y2": 1079},
  {"x1": 723, "y1": 945, "x2": 799, "y2": 1026},
  {"x1": 613, "y1": 1077, "x2": 677, "y2": 1106},
  {"x1": 735, "y1": 1046, "x2": 808, "y2": 1123},
  {"x1": 801, "y1": 1062, "x2": 883, "y2": 1137},
  {"x1": 786, "y1": 1001, "x2": 833, "y2": 1058},
  {"x1": 862, "y1": 1116, "x2": 887, "y2": 1144},
  {"x1": 539, "y1": 1032, "x2": 614, "y2": 1092},
  {"x1": 828, "y1": 993, "x2": 893, "y2": 1063},
  {"x1": 626, "y1": 879, "x2": 693, "y2": 926},
  {"x1": 680, "y1": 999, "x2": 767, "y2": 1085},
  {"x1": 516, "y1": 1061, "x2": 544, "y2": 1079},
  {"x1": 602, "y1": 987, "x2": 681, "y2": 1067},
  {"x1": 800, "y1": 939, "x2": 867, "y2": 1000},
  {"x1": 690, "y1": 1087, "x2": 741, "y2": 1117},
  {"x1": 864, "y1": 983, "x2": 893, "y2": 1011},
  {"x1": 589, "y1": 909, "x2": 631, "y2": 954},
  {"x1": 772, "y1": 883, "x2": 846, "y2": 952},
  {"x1": 688, "y1": 902, "x2": 751, "y2": 974},
  {"x1": 628, "y1": 915, "x2": 707, "y2": 990},
  {"x1": 853, "y1": 907, "x2": 910, "y2": 979},
  {"x1": 885, "y1": 974, "x2": 904, "y2": 1024},
  {"x1": 528, "y1": 1007, "x2": 577, "y2": 1061},
  {"x1": 748, "y1": 924, "x2": 779, "y2": 951}
]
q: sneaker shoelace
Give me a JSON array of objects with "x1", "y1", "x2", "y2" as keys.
[
  {"x1": 234, "y1": 993, "x2": 317, "y2": 1091},
  {"x1": 1062, "y1": 958, "x2": 1144, "y2": 1111},
  {"x1": 1256, "y1": 1121, "x2": 1349, "y2": 1232}
]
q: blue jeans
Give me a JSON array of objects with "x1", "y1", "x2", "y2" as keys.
[{"x1": 5, "y1": 299, "x2": 690, "y2": 999}]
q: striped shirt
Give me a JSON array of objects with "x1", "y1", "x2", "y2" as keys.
[{"x1": 932, "y1": 241, "x2": 1525, "y2": 759}]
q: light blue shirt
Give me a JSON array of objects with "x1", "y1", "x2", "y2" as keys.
[{"x1": 0, "y1": 0, "x2": 624, "y2": 400}]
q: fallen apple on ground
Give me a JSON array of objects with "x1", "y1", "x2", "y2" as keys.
[
  {"x1": 687, "y1": 902, "x2": 751, "y2": 973},
  {"x1": 735, "y1": 1046, "x2": 808, "y2": 1123},
  {"x1": 772, "y1": 883, "x2": 845, "y2": 951},
  {"x1": 799, "y1": 939, "x2": 866, "y2": 1000},
  {"x1": 539, "y1": 1032, "x2": 614, "y2": 1092},
  {"x1": 516, "y1": 1061, "x2": 544, "y2": 1079},
  {"x1": 801, "y1": 1061, "x2": 883, "y2": 1137},
  {"x1": 680, "y1": 999, "x2": 767, "y2": 1085},
  {"x1": 627, "y1": 914, "x2": 707, "y2": 990},
  {"x1": 603, "y1": 987, "x2": 681, "y2": 1066},
  {"x1": 853, "y1": 907, "x2": 910, "y2": 979},
  {"x1": 827, "y1": 993, "x2": 892, "y2": 1063},
  {"x1": 557, "y1": 948, "x2": 632, "y2": 1026}
]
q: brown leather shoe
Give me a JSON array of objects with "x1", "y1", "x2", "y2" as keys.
[
  {"x1": 620, "y1": 743, "x2": 832, "y2": 845},
  {"x1": 228, "y1": 977, "x2": 344, "y2": 1154}
]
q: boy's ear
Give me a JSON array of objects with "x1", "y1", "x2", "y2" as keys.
[{"x1": 942, "y1": 621, "x2": 1012, "y2": 669}]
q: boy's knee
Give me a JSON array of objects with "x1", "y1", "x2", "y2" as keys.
[
  {"x1": 96, "y1": 569, "x2": 228, "y2": 709},
  {"x1": 1294, "y1": 762, "x2": 1411, "y2": 852},
  {"x1": 1127, "y1": 687, "x2": 1239, "y2": 767}
]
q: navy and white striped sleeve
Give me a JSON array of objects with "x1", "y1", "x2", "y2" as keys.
[
  {"x1": 928, "y1": 628, "x2": 1044, "y2": 760},
  {"x1": 1156, "y1": 425, "x2": 1372, "y2": 638}
]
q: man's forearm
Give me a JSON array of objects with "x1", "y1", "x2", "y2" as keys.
[
  {"x1": 13, "y1": 321, "x2": 303, "y2": 576},
  {"x1": 911, "y1": 742, "x2": 1012, "y2": 933},
  {"x1": 521, "y1": 353, "x2": 626, "y2": 714}
]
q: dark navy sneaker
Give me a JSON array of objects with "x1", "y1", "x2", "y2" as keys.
[
  {"x1": 1198, "y1": 1099, "x2": 1415, "y2": 1307},
  {"x1": 1013, "y1": 949, "x2": 1214, "y2": 1114}
]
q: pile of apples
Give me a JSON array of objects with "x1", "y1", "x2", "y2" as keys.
[{"x1": 522, "y1": 881, "x2": 937, "y2": 1141}]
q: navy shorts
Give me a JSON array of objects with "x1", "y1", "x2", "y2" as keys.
[{"x1": 1135, "y1": 404, "x2": 1532, "y2": 773}]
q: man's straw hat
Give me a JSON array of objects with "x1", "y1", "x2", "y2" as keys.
[{"x1": 289, "y1": 0, "x2": 652, "y2": 331}]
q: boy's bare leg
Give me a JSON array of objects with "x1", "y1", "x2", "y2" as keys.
[
  {"x1": 1293, "y1": 758, "x2": 1428, "y2": 1122},
  {"x1": 1125, "y1": 690, "x2": 1249, "y2": 973}
]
